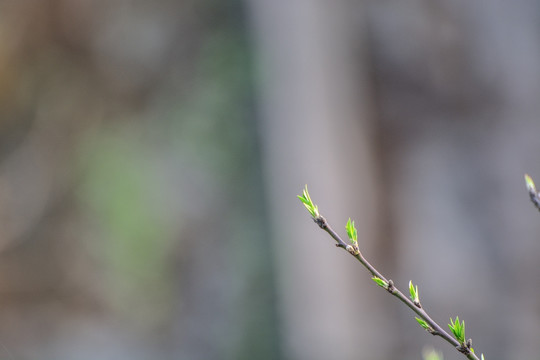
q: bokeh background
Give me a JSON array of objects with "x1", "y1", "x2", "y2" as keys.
[{"x1": 0, "y1": 1, "x2": 539, "y2": 360}]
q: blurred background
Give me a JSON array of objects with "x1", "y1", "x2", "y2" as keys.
[{"x1": 0, "y1": 0, "x2": 539, "y2": 359}]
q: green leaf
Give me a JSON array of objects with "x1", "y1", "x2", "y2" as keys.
[
  {"x1": 409, "y1": 280, "x2": 419, "y2": 303},
  {"x1": 298, "y1": 196, "x2": 310, "y2": 206},
  {"x1": 345, "y1": 218, "x2": 358, "y2": 243},
  {"x1": 448, "y1": 316, "x2": 465, "y2": 343},
  {"x1": 481, "y1": 354, "x2": 485, "y2": 360},
  {"x1": 371, "y1": 276, "x2": 388, "y2": 289},
  {"x1": 415, "y1": 317, "x2": 430, "y2": 330},
  {"x1": 297, "y1": 185, "x2": 319, "y2": 218}
]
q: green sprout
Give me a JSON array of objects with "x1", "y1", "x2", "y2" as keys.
[
  {"x1": 415, "y1": 317, "x2": 430, "y2": 331},
  {"x1": 525, "y1": 174, "x2": 536, "y2": 193},
  {"x1": 345, "y1": 218, "x2": 358, "y2": 244},
  {"x1": 371, "y1": 276, "x2": 388, "y2": 289},
  {"x1": 525, "y1": 174, "x2": 540, "y2": 211},
  {"x1": 409, "y1": 280, "x2": 419, "y2": 304},
  {"x1": 297, "y1": 185, "x2": 319, "y2": 218},
  {"x1": 449, "y1": 316, "x2": 465, "y2": 343}
]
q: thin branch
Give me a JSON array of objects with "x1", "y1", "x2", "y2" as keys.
[
  {"x1": 299, "y1": 185, "x2": 483, "y2": 360},
  {"x1": 312, "y1": 216, "x2": 480, "y2": 360}
]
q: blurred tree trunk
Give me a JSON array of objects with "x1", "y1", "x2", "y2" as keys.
[
  {"x1": 250, "y1": 1, "x2": 540, "y2": 360},
  {"x1": 247, "y1": 1, "x2": 395, "y2": 360},
  {"x1": 367, "y1": 1, "x2": 540, "y2": 359}
]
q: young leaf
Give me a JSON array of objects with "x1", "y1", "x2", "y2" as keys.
[
  {"x1": 449, "y1": 316, "x2": 465, "y2": 343},
  {"x1": 409, "y1": 280, "x2": 419, "y2": 303},
  {"x1": 371, "y1": 276, "x2": 388, "y2": 289},
  {"x1": 345, "y1": 218, "x2": 358, "y2": 244},
  {"x1": 525, "y1": 174, "x2": 540, "y2": 211},
  {"x1": 525, "y1": 174, "x2": 536, "y2": 193},
  {"x1": 297, "y1": 185, "x2": 319, "y2": 218},
  {"x1": 415, "y1": 317, "x2": 430, "y2": 330}
]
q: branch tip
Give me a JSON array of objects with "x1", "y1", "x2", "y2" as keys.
[{"x1": 525, "y1": 174, "x2": 540, "y2": 211}]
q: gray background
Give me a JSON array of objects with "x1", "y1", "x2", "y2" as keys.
[{"x1": 0, "y1": 1, "x2": 538, "y2": 360}]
